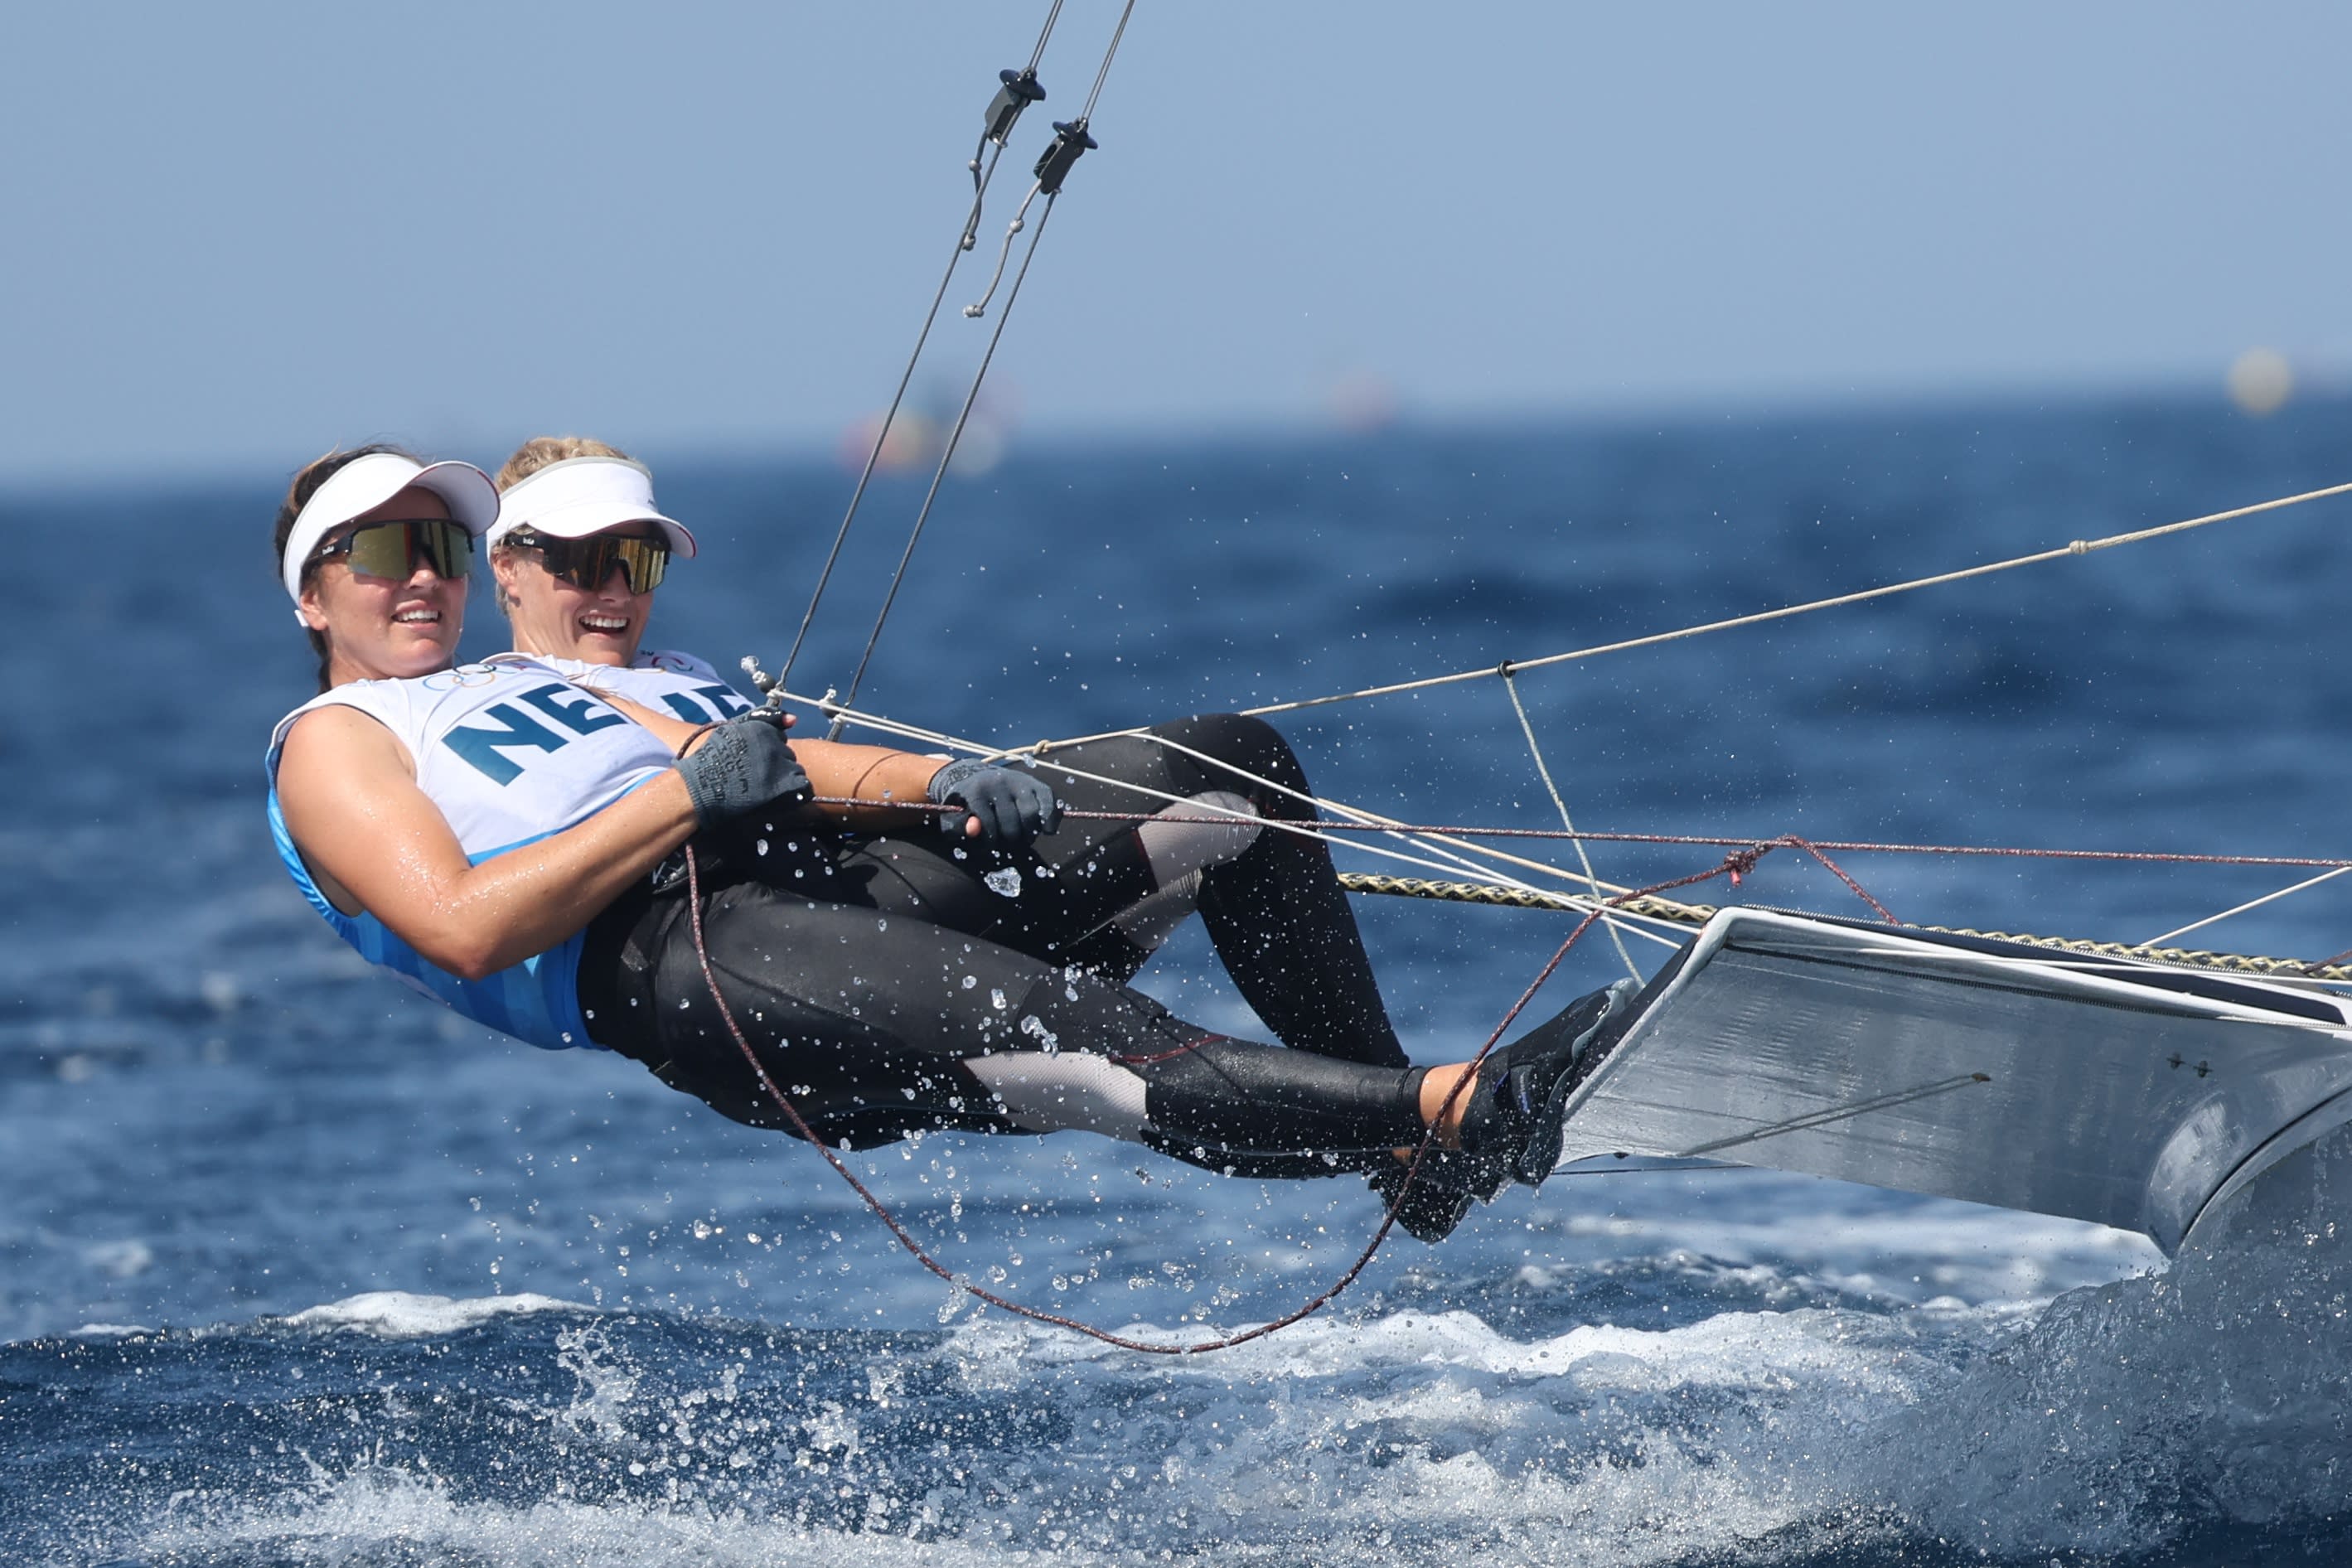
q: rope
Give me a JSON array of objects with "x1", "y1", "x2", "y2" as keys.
[
  {"x1": 1014, "y1": 480, "x2": 2352, "y2": 746},
  {"x1": 680, "y1": 818, "x2": 1837, "y2": 1353},
  {"x1": 961, "y1": 182, "x2": 1043, "y2": 319},
  {"x1": 796, "y1": 701, "x2": 2352, "y2": 972},
  {"x1": 793, "y1": 700, "x2": 2352, "y2": 946},
  {"x1": 678, "y1": 839, "x2": 1543, "y2": 1356},
  {"x1": 800, "y1": 786, "x2": 1692, "y2": 946},
  {"x1": 1331, "y1": 870, "x2": 2352, "y2": 984},
  {"x1": 785, "y1": 698, "x2": 1682, "y2": 926},
  {"x1": 1071, "y1": 815, "x2": 2352, "y2": 873},
  {"x1": 1676, "y1": 1073, "x2": 1993, "y2": 1158},
  {"x1": 692, "y1": 762, "x2": 1905, "y2": 1353}
]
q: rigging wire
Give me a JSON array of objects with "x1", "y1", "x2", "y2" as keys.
[
  {"x1": 826, "y1": 198, "x2": 1061, "y2": 738},
  {"x1": 779, "y1": 685, "x2": 2352, "y2": 980},
  {"x1": 779, "y1": 471, "x2": 2352, "y2": 970},
  {"x1": 782, "y1": 688, "x2": 1609, "y2": 897},
  {"x1": 690, "y1": 5, "x2": 2352, "y2": 1363},
  {"x1": 779, "y1": 685, "x2": 1701, "y2": 935},
  {"x1": 1016, "y1": 477, "x2": 2352, "y2": 750},
  {"x1": 791, "y1": 749, "x2": 2352, "y2": 981},
  {"x1": 824, "y1": 0, "x2": 1136, "y2": 738},
  {"x1": 1075, "y1": 0, "x2": 1135, "y2": 118},
  {"x1": 680, "y1": 825, "x2": 1799, "y2": 1355},
  {"x1": 1502, "y1": 666, "x2": 1642, "y2": 981},
  {"x1": 769, "y1": 4, "x2": 1068, "y2": 698},
  {"x1": 2142, "y1": 864, "x2": 2352, "y2": 947},
  {"x1": 783, "y1": 675, "x2": 2352, "y2": 883}
]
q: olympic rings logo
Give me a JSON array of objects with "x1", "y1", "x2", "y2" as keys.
[{"x1": 419, "y1": 664, "x2": 506, "y2": 691}]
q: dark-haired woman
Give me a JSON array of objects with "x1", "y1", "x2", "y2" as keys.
[{"x1": 268, "y1": 446, "x2": 1633, "y2": 1243}]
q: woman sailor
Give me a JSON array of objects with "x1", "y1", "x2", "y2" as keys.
[{"x1": 268, "y1": 443, "x2": 1631, "y2": 1242}]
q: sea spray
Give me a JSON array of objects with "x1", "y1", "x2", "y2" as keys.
[{"x1": 1866, "y1": 1125, "x2": 2352, "y2": 1554}]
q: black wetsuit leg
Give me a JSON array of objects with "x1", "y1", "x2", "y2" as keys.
[
  {"x1": 576, "y1": 713, "x2": 1415, "y2": 1174},
  {"x1": 819, "y1": 714, "x2": 1406, "y2": 1067},
  {"x1": 1111, "y1": 714, "x2": 1406, "y2": 1069},
  {"x1": 583, "y1": 874, "x2": 1424, "y2": 1174}
]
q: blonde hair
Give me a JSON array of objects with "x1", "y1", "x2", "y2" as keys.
[
  {"x1": 490, "y1": 435, "x2": 636, "y2": 614},
  {"x1": 494, "y1": 433, "x2": 633, "y2": 491}
]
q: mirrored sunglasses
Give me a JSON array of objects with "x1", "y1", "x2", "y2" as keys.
[
  {"x1": 311, "y1": 518, "x2": 473, "y2": 581},
  {"x1": 510, "y1": 529, "x2": 669, "y2": 594}
]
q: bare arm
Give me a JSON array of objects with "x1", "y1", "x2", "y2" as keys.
[
  {"x1": 800, "y1": 739, "x2": 955, "y2": 830},
  {"x1": 274, "y1": 705, "x2": 700, "y2": 981},
  {"x1": 593, "y1": 691, "x2": 956, "y2": 834}
]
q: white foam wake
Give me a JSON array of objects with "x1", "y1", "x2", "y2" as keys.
[{"x1": 276, "y1": 1290, "x2": 587, "y2": 1338}]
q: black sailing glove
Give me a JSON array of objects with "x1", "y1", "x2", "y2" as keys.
[
  {"x1": 675, "y1": 712, "x2": 811, "y2": 825},
  {"x1": 927, "y1": 757, "x2": 1062, "y2": 848}
]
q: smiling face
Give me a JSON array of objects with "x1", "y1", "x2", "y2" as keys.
[
  {"x1": 296, "y1": 486, "x2": 467, "y2": 685},
  {"x1": 492, "y1": 522, "x2": 659, "y2": 666}
]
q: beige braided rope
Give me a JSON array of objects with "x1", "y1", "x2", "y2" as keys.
[{"x1": 1334, "y1": 871, "x2": 2352, "y2": 984}]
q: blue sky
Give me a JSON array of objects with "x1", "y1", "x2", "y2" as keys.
[{"x1": 2, "y1": 2, "x2": 2346, "y2": 482}]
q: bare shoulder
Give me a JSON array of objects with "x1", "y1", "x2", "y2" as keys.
[
  {"x1": 278, "y1": 703, "x2": 414, "y2": 789},
  {"x1": 275, "y1": 704, "x2": 455, "y2": 917}
]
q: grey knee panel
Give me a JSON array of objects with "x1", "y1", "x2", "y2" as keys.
[{"x1": 965, "y1": 1052, "x2": 1152, "y2": 1140}]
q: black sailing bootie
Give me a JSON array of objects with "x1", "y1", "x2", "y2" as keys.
[
  {"x1": 1460, "y1": 976, "x2": 1642, "y2": 1191},
  {"x1": 1367, "y1": 978, "x2": 1642, "y2": 1241}
]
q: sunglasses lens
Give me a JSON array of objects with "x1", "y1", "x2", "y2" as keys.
[
  {"x1": 343, "y1": 523, "x2": 409, "y2": 578},
  {"x1": 342, "y1": 520, "x2": 471, "y2": 580},
  {"x1": 614, "y1": 535, "x2": 667, "y2": 593},
  {"x1": 421, "y1": 519, "x2": 472, "y2": 579},
  {"x1": 547, "y1": 535, "x2": 667, "y2": 593}
]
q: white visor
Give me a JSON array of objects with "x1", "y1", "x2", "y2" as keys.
[
  {"x1": 490, "y1": 456, "x2": 699, "y2": 558},
  {"x1": 280, "y1": 453, "x2": 500, "y2": 614}
]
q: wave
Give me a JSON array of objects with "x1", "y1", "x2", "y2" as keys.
[{"x1": 273, "y1": 1290, "x2": 592, "y2": 1339}]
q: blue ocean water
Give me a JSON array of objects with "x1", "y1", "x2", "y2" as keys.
[{"x1": 4, "y1": 393, "x2": 2350, "y2": 1566}]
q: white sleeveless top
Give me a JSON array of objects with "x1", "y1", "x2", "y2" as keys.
[
  {"x1": 510, "y1": 649, "x2": 760, "y2": 726},
  {"x1": 264, "y1": 658, "x2": 675, "y2": 1051}
]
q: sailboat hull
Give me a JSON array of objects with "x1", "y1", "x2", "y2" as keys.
[{"x1": 1554, "y1": 909, "x2": 2352, "y2": 1254}]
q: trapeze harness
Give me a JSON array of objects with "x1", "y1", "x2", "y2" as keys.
[{"x1": 271, "y1": 656, "x2": 1435, "y2": 1174}]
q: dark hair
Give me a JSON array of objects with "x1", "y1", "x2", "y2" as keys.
[{"x1": 273, "y1": 443, "x2": 423, "y2": 692}]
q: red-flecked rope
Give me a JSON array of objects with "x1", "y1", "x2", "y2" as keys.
[
  {"x1": 680, "y1": 835, "x2": 1838, "y2": 1354},
  {"x1": 810, "y1": 795, "x2": 2352, "y2": 873}
]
